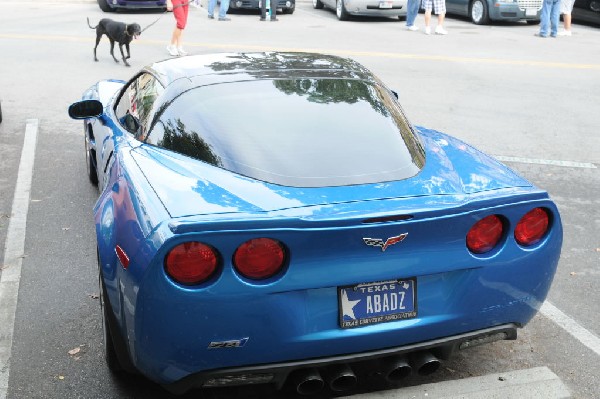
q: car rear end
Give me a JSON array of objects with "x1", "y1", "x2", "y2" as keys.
[{"x1": 127, "y1": 187, "x2": 561, "y2": 393}]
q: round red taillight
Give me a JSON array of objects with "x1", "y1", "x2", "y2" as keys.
[
  {"x1": 233, "y1": 238, "x2": 286, "y2": 280},
  {"x1": 165, "y1": 242, "x2": 219, "y2": 285},
  {"x1": 515, "y1": 208, "x2": 549, "y2": 246},
  {"x1": 466, "y1": 215, "x2": 504, "y2": 254}
]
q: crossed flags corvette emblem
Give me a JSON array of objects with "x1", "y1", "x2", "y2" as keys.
[{"x1": 363, "y1": 233, "x2": 408, "y2": 252}]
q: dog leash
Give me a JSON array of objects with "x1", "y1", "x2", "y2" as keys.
[{"x1": 141, "y1": 0, "x2": 194, "y2": 33}]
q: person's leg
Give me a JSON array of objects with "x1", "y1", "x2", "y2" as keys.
[
  {"x1": 550, "y1": 0, "x2": 560, "y2": 36},
  {"x1": 207, "y1": 0, "x2": 216, "y2": 18},
  {"x1": 538, "y1": 0, "x2": 551, "y2": 36},
  {"x1": 406, "y1": 0, "x2": 420, "y2": 28},
  {"x1": 260, "y1": 0, "x2": 267, "y2": 19},
  {"x1": 271, "y1": 0, "x2": 278, "y2": 20},
  {"x1": 219, "y1": 0, "x2": 231, "y2": 18},
  {"x1": 564, "y1": 12, "x2": 571, "y2": 30}
]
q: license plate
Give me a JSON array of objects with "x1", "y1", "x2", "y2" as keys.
[
  {"x1": 379, "y1": 1, "x2": 393, "y2": 8},
  {"x1": 525, "y1": 8, "x2": 537, "y2": 16},
  {"x1": 338, "y1": 278, "x2": 417, "y2": 329}
]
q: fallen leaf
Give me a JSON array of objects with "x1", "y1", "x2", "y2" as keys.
[
  {"x1": 88, "y1": 293, "x2": 99, "y2": 300},
  {"x1": 68, "y1": 347, "x2": 81, "y2": 356},
  {"x1": 58, "y1": 375, "x2": 65, "y2": 380},
  {"x1": 570, "y1": 272, "x2": 577, "y2": 276}
]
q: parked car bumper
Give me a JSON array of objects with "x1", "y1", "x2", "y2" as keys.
[
  {"x1": 343, "y1": 0, "x2": 408, "y2": 17},
  {"x1": 489, "y1": 2, "x2": 542, "y2": 21},
  {"x1": 228, "y1": 0, "x2": 296, "y2": 11},
  {"x1": 108, "y1": 0, "x2": 166, "y2": 9}
]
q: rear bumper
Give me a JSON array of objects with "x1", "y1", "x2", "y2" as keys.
[{"x1": 165, "y1": 324, "x2": 518, "y2": 394}]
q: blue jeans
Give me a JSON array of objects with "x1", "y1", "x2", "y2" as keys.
[
  {"x1": 406, "y1": 0, "x2": 420, "y2": 27},
  {"x1": 539, "y1": 0, "x2": 560, "y2": 37},
  {"x1": 208, "y1": 0, "x2": 230, "y2": 18}
]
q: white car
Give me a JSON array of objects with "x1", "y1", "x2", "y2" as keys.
[{"x1": 313, "y1": 0, "x2": 408, "y2": 20}]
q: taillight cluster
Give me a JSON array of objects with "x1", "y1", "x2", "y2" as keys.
[
  {"x1": 466, "y1": 207, "x2": 550, "y2": 254},
  {"x1": 165, "y1": 238, "x2": 287, "y2": 285}
]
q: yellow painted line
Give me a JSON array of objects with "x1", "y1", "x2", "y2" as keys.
[{"x1": 2, "y1": 33, "x2": 600, "y2": 70}]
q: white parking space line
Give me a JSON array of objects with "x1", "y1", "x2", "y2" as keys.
[
  {"x1": 0, "y1": 119, "x2": 38, "y2": 399},
  {"x1": 349, "y1": 367, "x2": 570, "y2": 399},
  {"x1": 541, "y1": 302, "x2": 600, "y2": 358},
  {"x1": 494, "y1": 155, "x2": 597, "y2": 169}
]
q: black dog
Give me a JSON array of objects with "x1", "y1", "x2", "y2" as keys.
[{"x1": 87, "y1": 18, "x2": 141, "y2": 67}]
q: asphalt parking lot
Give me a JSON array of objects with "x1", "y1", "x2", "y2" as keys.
[{"x1": 0, "y1": 1, "x2": 599, "y2": 398}]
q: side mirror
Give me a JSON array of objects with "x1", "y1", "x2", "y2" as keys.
[{"x1": 68, "y1": 100, "x2": 103, "y2": 120}]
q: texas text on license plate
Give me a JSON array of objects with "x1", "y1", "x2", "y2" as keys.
[{"x1": 338, "y1": 278, "x2": 417, "y2": 329}]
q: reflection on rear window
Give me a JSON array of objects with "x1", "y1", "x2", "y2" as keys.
[{"x1": 147, "y1": 78, "x2": 425, "y2": 187}]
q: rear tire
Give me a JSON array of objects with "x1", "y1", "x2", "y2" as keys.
[
  {"x1": 97, "y1": 253, "x2": 137, "y2": 374},
  {"x1": 97, "y1": 0, "x2": 114, "y2": 12},
  {"x1": 99, "y1": 272, "x2": 122, "y2": 372}
]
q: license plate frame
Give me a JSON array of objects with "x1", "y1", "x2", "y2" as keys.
[
  {"x1": 525, "y1": 8, "x2": 537, "y2": 16},
  {"x1": 338, "y1": 278, "x2": 417, "y2": 329}
]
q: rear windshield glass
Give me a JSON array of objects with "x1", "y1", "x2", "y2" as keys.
[{"x1": 147, "y1": 78, "x2": 425, "y2": 187}]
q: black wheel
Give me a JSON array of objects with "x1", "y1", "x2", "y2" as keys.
[
  {"x1": 84, "y1": 130, "x2": 99, "y2": 185},
  {"x1": 470, "y1": 0, "x2": 489, "y2": 25},
  {"x1": 97, "y1": 0, "x2": 114, "y2": 12},
  {"x1": 313, "y1": 0, "x2": 324, "y2": 9},
  {"x1": 99, "y1": 272, "x2": 122, "y2": 372},
  {"x1": 98, "y1": 254, "x2": 136, "y2": 374},
  {"x1": 336, "y1": 0, "x2": 349, "y2": 20},
  {"x1": 282, "y1": 5, "x2": 295, "y2": 13}
]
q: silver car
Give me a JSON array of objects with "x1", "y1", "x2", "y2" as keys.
[{"x1": 313, "y1": 0, "x2": 408, "y2": 20}]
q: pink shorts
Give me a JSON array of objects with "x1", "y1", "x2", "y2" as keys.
[{"x1": 172, "y1": 0, "x2": 189, "y2": 29}]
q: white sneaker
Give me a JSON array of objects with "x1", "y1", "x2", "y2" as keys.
[
  {"x1": 407, "y1": 25, "x2": 419, "y2": 31},
  {"x1": 425, "y1": 26, "x2": 431, "y2": 35},
  {"x1": 190, "y1": 0, "x2": 201, "y2": 8},
  {"x1": 166, "y1": 45, "x2": 179, "y2": 56},
  {"x1": 558, "y1": 30, "x2": 572, "y2": 36},
  {"x1": 435, "y1": 25, "x2": 448, "y2": 35},
  {"x1": 177, "y1": 47, "x2": 188, "y2": 56}
]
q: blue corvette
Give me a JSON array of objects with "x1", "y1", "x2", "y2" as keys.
[{"x1": 68, "y1": 52, "x2": 562, "y2": 395}]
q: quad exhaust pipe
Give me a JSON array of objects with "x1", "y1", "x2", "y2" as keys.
[{"x1": 292, "y1": 351, "x2": 440, "y2": 394}]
